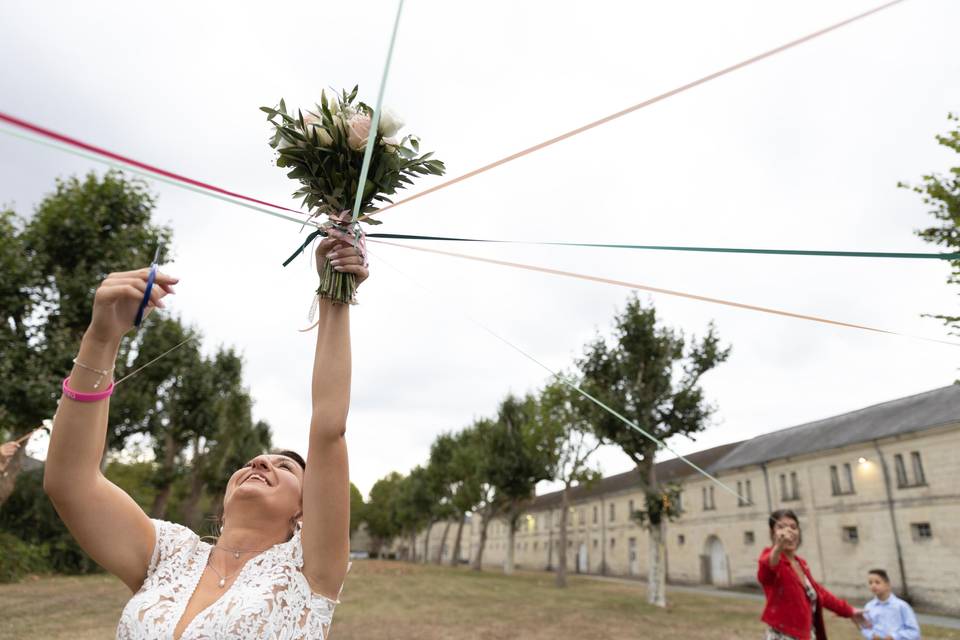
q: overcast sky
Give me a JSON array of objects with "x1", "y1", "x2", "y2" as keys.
[{"x1": 2, "y1": 0, "x2": 958, "y2": 497}]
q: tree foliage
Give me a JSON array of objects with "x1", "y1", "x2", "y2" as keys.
[{"x1": 901, "y1": 112, "x2": 960, "y2": 334}]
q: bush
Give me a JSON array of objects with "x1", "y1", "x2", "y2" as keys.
[
  {"x1": 0, "y1": 531, "x2": 50, "y2": 583},
  {"x1": 0, "y1": 467, "x2": 101, "y2": 575}
]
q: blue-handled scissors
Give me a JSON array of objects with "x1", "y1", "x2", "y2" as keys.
[{"x1": 134, "y1": 246, "x2": 162, "y2": 328}]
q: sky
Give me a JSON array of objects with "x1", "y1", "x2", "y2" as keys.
[{"x1": 2, "y1": 0, "x2": 958, "y2": 498}]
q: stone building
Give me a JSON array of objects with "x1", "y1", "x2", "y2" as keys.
[{"x1": 414, "y1": 385, "x2": 960, "y2": 614}]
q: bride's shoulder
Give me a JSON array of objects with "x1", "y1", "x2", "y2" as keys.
[{"x1": 149, "y1": 519, "x2": 203, "y2": 567}]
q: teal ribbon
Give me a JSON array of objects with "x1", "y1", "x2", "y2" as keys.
[
  {"x1": 350, "y1": 0, "x2": 404, "y2": 224},
  {"x1": 366, "y1": 232, "x2": 960, "y2": 261},
  {"x1": 282, "y1": 228, "x2": 326, "y2": 267}
]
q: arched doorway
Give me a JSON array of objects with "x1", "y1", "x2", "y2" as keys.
[
  {"x1": 577, "y1": 543, "x2": 588, "y2": 573},
  {"x1": 703, "y1": 535, "x2": 729, "y2": 586}
]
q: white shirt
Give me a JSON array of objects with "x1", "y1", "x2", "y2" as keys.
[{"x1": 117, "y1": 519, "x2": 340, "y2": 639}]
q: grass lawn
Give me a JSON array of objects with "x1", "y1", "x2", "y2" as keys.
[{"x1": 1, "y1": 560, "x2": 957, "y2": 639}]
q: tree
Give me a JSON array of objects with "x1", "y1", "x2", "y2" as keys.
[
  {"x1": 365, "y1": 472, "x2": 405, "y2": 557},
  {"x1": 425, "y1": 433, "x2": 459, "y2": 564},
  {"x1": 0, "y1": 171, "x2": 171, "y2": 497},
  {"x1": 488, "y1": 394, "x2": 560, "y2": 575},
  {"x1": 394, "y1": 466, "x2": 435, "y2": 563},
  {"x1": 349, "y1": 483, "x2": 365, "y2": 538},
  {"x1": 539, "y1": 378, "x2": 602, "y2": 587},
  {"x1": 445, "y1": 429, "x2": 483, "y2": 566},
  {"x1": 900, "y1": 112, "x2": 960, "y2": 335},
  {"x1": 465, "y1": 418, "x2": 505, "y2": 571},
  {"x1": 578, "y1": 294, "x2": 729, "y2": 607}
]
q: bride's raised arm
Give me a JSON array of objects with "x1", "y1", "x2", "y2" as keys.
[
  {"x1": 299, "y1": 235, "x2": 368, "y2": 599},
  {"x1": 44, "y1": 268, "x2": 177, "y2": 592}
]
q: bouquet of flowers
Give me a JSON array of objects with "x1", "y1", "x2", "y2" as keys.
[{"x1": 261, "y1": 86, "x2": 445, "y2": 304}]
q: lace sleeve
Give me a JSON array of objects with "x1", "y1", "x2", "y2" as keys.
[{"x1": 146, "y1": 519, "x2": 200, "y2": 577}]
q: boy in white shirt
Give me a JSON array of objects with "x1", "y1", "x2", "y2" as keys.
[{"x1": 861, "y1": 569, "x2": 921, "y2": 640}]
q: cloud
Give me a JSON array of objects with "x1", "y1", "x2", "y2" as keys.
[{"x1": 2, "y1": 0, "x2": 958, "y2": 497}]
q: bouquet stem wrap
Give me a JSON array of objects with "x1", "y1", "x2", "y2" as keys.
[{"x1": 318, "y1": 212, "x2": 367, "y2": 305}]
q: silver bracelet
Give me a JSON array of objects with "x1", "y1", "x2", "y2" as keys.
[{"x1": 72, "y1": 357, "x2": 114, "y2": 389}]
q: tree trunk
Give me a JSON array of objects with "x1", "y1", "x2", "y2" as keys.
[
  {"x1": 409, "y1": 533, "x2": 417, "y2": 563},
  {"x1": 181, "y1": 438, "x2": 206, "y2": 531},
  {"x1": 450, "y1": 514, "x2": 466, "y2": 567},
  {"x1": 505, "y1": 514, "x2": 516, "y2": 575},
  {"x1": 556, "y1": 486, "x2": 570, "y2": 587},
  {"x1": 435, "y1": 520, "x2": 452, "y2": 564},
  {"x1": 646, "y1": 462, "x2": 667, "y2": 607},
  {"x1": 0, "y1": 444, "x2": 27, "y2": 507},
  {"x1": 471, "y1": 513, "x2": 491, "y2": 571},
  {"x1": 149, "y1": 431, "x2": 178, "y2": 519},
  {"x1": 422, "y1": 520, "x2": 434, "y2": 564},
  {"x1": 648, "y1": 520, "x2": 667, "y2": 607}
]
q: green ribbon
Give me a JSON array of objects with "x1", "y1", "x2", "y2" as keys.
[
  {"x1": 366, "y1": 232, "x2": 960, "y2": 261},
  {"x1": 8, "y1": 124, "x2": 954, "y2": 263}
]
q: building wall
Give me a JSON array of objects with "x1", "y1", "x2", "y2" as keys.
[{"x1": 449, "y1": 422, "x2": 960, "y2": 614}]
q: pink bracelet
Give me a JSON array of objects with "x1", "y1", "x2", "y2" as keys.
[{"x1": 62, "y1": 377, "x2": 115, "y2": 402}]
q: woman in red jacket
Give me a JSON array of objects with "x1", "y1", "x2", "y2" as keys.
[{"x1": 758, "y1": 509, "x2": 869, "y2": 639}]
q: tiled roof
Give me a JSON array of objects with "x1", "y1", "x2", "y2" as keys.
[
  {"x1": 522, "y1": 385, "x2": 960, "y2": 510},
  {"x1": 527, "y1": 441, "x2": 743, "y2": 511},
  {"x1": 711, "y1": 385, "x2": 960, "y2": 472}
]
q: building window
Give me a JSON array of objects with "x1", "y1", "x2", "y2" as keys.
[
  {"x1": 911, "y1": 452, "x2": 927, "y2": 485},
  {"x1": 534, "y1": 541, "x2": 538, "y2": 551},
  {"x1": 895, "y1": 452, "x2": 928, "y2": 488},
  {"x1": 676, "y1": 491, "x2": 684, "y2": 512},
  {"x1": 610, "y1": 538, "x2": 616, "y2": 548},
  {"x1": 628, "y1": 499, "x2": 634, "y2": 516},
  {"x1": 842, "y1": 526, "x2": 859, "y2": 543},
  {"x1": 609, "y1": 502, "x2": 616, "y2": 522},
  {"x1": 911, "y1": 522, "x2": 933, "y2": 542},
  {"x1": 579, "y1": 509, "x2": 585, "y2": 525},
  {"x1": 830, "y1": 463, "x2": 855, "y2": 495},
  {"x1": 894, "y1": 454, "x2": 908, "y2": 487},
  {"x1": 703, "y1": 486, "x2": 716, "y2": 511},
  {"x1": 568, "y1": 540, "x2": 573, "y2": 548},
  {"x1": 744, "y1": 531, "x2": 755, "y2": 545},
  {"x1": 738, "y1": 480, "x2": 754, "y2": 507},
  {"x1": 780, "y1": 472, "x2": 800, "y2": 501},
  {"x1": 678, "y1": 534, "x2": 686, "y2": 546},
  {"x1": 592, "y1": 506, "x2": 598, "y2": 524},
  {"x1": 593, "y1": 539, "x2": 598, "y2": 549}
]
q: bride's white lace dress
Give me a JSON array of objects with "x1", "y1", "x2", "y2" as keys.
[{"x1": 117, "y1": 520, "x2": 341, "y2": 639}]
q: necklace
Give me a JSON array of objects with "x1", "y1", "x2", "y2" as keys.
[
  {"x1": 211, "y1": 544, "x2": 261, "y2": 560},
  {"x1": 206, "y1": 557, "x2": 239, "y2": 589}
]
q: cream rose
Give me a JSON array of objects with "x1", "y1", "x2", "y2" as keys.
[
  {"x1": 346, "y1": 113, "x2": 371, "y2": 151},
  {"x1": 303, "y1": 112, "x2": 333, "y2": 147},
  {"x1": 377, "y1": 108, "x2": 404, "y2": 138}
]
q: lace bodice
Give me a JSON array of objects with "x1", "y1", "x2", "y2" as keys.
[{"x1": 117, "y1": 519, "x2": 340, "y2": 639}]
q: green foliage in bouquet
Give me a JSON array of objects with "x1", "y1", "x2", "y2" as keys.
[
  {"x1": 261, "y1": 87, "x2": 445, "y2": 303},
  {"x1": 261, "y1": 86, "x2": 445, "y2": 221}
]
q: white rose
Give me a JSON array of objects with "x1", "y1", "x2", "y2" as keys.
[
  {"x1": 377, "y1": 108, "x2": 404, "y2": 138},
  {"x1": 380, "y1": 135, "x2": 401, "y2": 152}
]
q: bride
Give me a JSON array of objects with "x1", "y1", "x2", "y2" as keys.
[{"x1": 44, "y1": 235, "x2": 367, "y2": 639}]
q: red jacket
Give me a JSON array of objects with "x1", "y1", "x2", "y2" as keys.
[{"x1": 757, "y1": 547, "x2": 854, "y2": 639}]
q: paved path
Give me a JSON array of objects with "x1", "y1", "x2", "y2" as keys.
[{"x1": 582, "y1": 574, "x2": 960, "y2": 630}]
